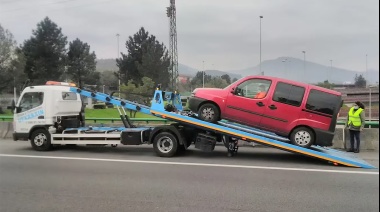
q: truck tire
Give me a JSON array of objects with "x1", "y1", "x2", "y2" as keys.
[
  {"x1": 30, "y1": 129, "x2": 52, "y2": 151},
  {"x1": 290, "y1": 127, "x2": 315, "y2": 148},
  {"x1": 153, "y1": 132, "x2": 178, "y2": 157},
  {"x1": 198, "y1": 103, "x2": 220, "y2": 123}
]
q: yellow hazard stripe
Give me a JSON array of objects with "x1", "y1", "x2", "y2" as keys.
[{"x1": 151, "y1": 110, "x2": 360, "y2": 168}]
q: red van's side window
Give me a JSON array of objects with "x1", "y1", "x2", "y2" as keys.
[
  {"x1": 272, "y1": 82, "x2": 305, "y2": 107},
  {"x1": 235, "y1": 79, "x2": 272, "y2": 99},
  {"x1": 306, "y1": 89, "x2": 339, "y2": 116}
]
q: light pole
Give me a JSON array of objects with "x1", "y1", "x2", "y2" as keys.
[
  {"x1": 116, "y1": 33, "x2": 120, "y2": 98},
  {"x1": 329, "y1": 59, "x2": 333, "y2": 81},
  {"x1": 366, "y1": 54, "x2": 368, "y2": 86},
  {"x1": 202, "y1": 60, "x2": 205, "y2": 88},
  {"x1": 369, "y1": 86, "x2": 372, "y2": 122},
  {"x1": 282, "y1": 58, "x2": 287, "y2": 76},
  {"x1": 260, "y1": 16, "x2": 263, "y2": 75},
  {"x1": 302, "y1": 51, "x2": 306, "y2": 80}
]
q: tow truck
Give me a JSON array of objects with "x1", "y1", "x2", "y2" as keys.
[{"x1": 12, "y1": 81, "x2": 375, "y2": 168}]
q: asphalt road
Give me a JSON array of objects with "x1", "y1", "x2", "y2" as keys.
[{"x1": 0, "y1": 140, "x2": 379, "y2": 212}]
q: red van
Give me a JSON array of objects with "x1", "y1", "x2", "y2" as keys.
[{"x1": 188, "y1": 76, "x2": 343, "y2": 147}]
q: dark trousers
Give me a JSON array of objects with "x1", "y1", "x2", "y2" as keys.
[{"x1": 349, "y1": 130, "x2": 361, "y2": 150}]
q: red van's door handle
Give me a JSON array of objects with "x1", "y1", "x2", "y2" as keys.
[
  {"x1": 256, "y1": 102, "x2": 265, "y2": 107},
  {"x1": 268, "y1": 105, "x2": 277, "y2": 110}
]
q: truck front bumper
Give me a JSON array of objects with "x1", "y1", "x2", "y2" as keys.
[{"x1": 13, "y1": 132, "x2": 29, "y2": 141}]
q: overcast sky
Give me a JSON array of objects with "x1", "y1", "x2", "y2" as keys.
[{"x1": 0, "y1": 0, "x2": 379, "y2": 72}]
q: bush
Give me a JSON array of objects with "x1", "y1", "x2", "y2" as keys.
[{"x1": 93, "y1": 103, "x2": 106, "y2": 109}]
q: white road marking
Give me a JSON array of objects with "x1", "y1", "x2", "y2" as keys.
[{"x1": 0, "y1": 153, "x2": 378, "y2": 175}]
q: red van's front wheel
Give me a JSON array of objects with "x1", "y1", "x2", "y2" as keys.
[
  {"x1": 198, "y1": 103, "x2": 220, "y2": 123},
  {"x1": 290, "y1": 127, "x2": 315, "y2": 148}
]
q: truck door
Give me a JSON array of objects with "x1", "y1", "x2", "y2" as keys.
[
  {"x1": 14, "y1": 92, "x2": 45, "y2": 133},
  {"x1": 224, "y1": 78, "x2": 273, "y2": 128}
]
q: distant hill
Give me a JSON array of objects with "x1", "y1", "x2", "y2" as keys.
[
  {"x1": 96, "y1": 57, "x2": 378, "y2": 84},
  {"x1": 96, "y1": 59, "x2": 242, "y2": 79},
  {"x1": 229, "y1": 57, "x2": 379, "y2": 84}
]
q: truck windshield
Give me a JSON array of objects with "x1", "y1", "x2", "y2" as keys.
[{"x1": 18, "y1": 92, "x2": 44, "y2": 113}]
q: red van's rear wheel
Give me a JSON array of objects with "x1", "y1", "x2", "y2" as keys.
[{"x1": 290, "y1": 127, "x2": 315, "y2": 148}]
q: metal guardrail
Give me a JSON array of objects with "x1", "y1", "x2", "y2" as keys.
[{"x1": 0, "y1": 116, "x2": 378, "y2": 127}]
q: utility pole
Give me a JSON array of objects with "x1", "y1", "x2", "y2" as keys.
[
  {"x1": 167, "y1": 0, "x2": 179, "y2": 91},
  {"x1": 259, "y1": 16, "x2": 263, "y2": 75},
  {"x1": 329, "y1": 59, "x2": 333, "y2": 80},
  {"x1": 366, "y1": 54, "x2": 368, "y2": 87},
  {"x1": 116, "y1": 33, "x2": 120, "y2": 98},
  {"x1": 302, "y1": 51, "x2": 306, "y2": 80},
  {"x1": 202, "y1": 60, "x2": 205, "y2": 88}
]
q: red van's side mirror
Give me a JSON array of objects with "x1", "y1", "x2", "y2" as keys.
[{"x1": 231, "y1": 87, "x2": 236, "y2": 94}]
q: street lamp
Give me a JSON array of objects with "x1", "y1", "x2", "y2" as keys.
[
  {"x1": 366, "y1": 54, "x2": 368, "y2": 86},
  {"x1": 202, "y1": 60, "x2": 205, "y2": 88},
  {"x1": 329, "y1": 59, "x2": 333, "y2": 80},
  {"x1": 260, "y1": 16, "x2": 263, "y2": 75},
  {"x1": 116, "y1": 33, "x2": 120, "y2": 98},
  {"x1": 302, "y1": 51, "x2": 306, "y2": 79},
  {"x1": 369, "y1": 85, "x2": 374, "y2": 124},
  {"x1": 282, "y1": 58, "x2": 287, "y2": 75}
]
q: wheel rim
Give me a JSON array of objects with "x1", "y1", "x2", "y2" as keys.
[
  {"x1": 201, "y1": 107, "x2": 215, "y2": 121},
  {"x1": 157, "y1": 136, "x2": 174, "y2": 153},
  {"x1": 34, "y1": 133, "x2": 47, "y2": 146},
  {"x1": 294, "y1": 130, "x2": 312, "y2": 146}
]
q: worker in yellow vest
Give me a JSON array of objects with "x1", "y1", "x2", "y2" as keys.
[{"x1": 346, "y1": 101, "x2": 366, "y2": 153}]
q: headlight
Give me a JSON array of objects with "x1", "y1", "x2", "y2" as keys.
[{"x1": 191, "y1": 89, "x2": 198, "y2": 97}]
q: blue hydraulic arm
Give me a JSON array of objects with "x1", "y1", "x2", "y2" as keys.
[
  {"x1": 70, "y1": 87, "x2": 153, "y2": 116},
  {"x1": 69, "y1": 87, "x2": 183, "y2": 116}
]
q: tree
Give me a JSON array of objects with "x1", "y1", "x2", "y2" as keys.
[
  {"x1": 0, "y1": 25, "x2": 26, "y2": 94},
  {"x1": 221, "y1": 74, "x2": 231, "y2": 84},
  {"x1": 100, "y1": 70, "x2": 118, "y2": 91},
  {"x1": 317, "y1": 80, "x2": 334, "y2": 89},
  {"x1": 0, "y1": 24, "x2": 16, "y2": 92},
  {"x1": 120, "y1": 76, "x2": 155, "y2": 108},
  {"x1": 190, "y1": 71, "x2": 211, "y2": 88},
  {"x1": 22, "y1": 17, "x2": 67, "y2": 85},
  {"x1": 116, "y1": 27, "x2": 170, "y2": 88},
  {"x1": 67, "y1": 38, "x2": 97, "y2": 87},
  {"x1": 354, "y1": 74, "x2": 367, "y2": 88},
  {"x1": 205, "y1": 77, "x2": 229, "y2": 88}
]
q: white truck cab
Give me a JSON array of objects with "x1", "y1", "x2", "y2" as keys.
[{"x1": 13, "y1": 81, "x2": 83, "y2": 148}]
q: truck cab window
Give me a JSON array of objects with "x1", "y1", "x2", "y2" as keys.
[
  {"x1": 18, "y1": 92, "x2": 44, "y2": 113},
  {"x1": 62, "y1": 92, "x2": 78, "y2": 100}
]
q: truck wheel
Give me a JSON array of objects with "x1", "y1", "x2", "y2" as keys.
[
  {"x1": 198, "y1": 103, "x2": 220, "y2": 123},
  {"x1": 30, "y1": 129, "x2": 52, "y2": 151},
  {"x1": 290, "y1": 127, "x2": 314, "y2": 148},
  {"x1": 153, "y1": 132, "x2": 178, "y2": 157}
]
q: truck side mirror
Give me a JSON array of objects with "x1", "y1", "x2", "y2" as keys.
[
  {"x1": 11, "y1": 100, "x2": 16, "y2": 113},
  {"x1": 231, "y1": 87, "x2": 236, "y2": 94}
]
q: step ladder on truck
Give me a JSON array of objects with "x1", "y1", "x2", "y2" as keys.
[{"x1": 12, "y1": 81, "x2": 376, "y2": 169}]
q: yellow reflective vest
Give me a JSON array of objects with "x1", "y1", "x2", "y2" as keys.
[{"x1": 348, "y1": 107, "x2": 363, "y2": 127}]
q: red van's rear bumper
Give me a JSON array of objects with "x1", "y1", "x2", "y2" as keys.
[{"x1": 314, "y1": 128, "x2": 335, "y2": 147}]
